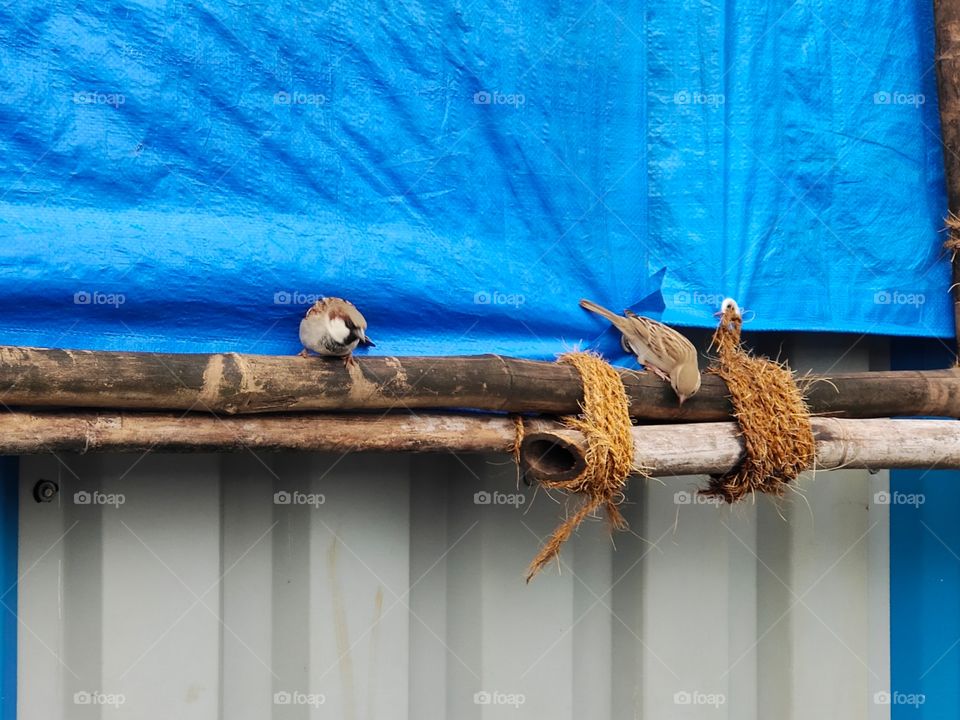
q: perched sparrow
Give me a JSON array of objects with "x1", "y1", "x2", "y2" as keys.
[
  {"x1": 299, "y1": 297, "x2": 374, "y2": 366},
  {"x1": 580, "y1": 298, "x2": 701, "y2": 404},
  {"x1": 714, "y1": 297, "x2": 742, "y2": 330},
  {"x1": 720, "y1": 297, "x2": 740, "y2": 314}
]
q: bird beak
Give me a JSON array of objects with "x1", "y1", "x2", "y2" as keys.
[{"x1": 713, "y1": 310, "x2": 723, "y2": 318}]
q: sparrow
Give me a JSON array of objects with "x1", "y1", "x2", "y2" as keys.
[
  {"x1": 713, "y1": 297, "x2": 743, "y2": 331},
  {"x1": 715, "y1": 297, "x2": 741, "y2": 319},
  {"x1": 719, "y1": 297, "x2": 739, "y2": 313},
  {"x1": 580, "y1": 298, "x2": 701, "y2": 404},
  {"x1": 299, "y1": 297, "x2": 374, "y2": 366}
]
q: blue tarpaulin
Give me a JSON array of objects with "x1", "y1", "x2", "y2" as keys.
[{"x1": 0, "y1": 1, "x2": 950, "y2": 360}]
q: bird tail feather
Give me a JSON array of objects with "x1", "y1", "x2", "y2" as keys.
[{"x1": 579, "y1": 298, "x2": 625, "y2": 325}]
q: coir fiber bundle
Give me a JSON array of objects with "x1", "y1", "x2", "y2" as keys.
[
  {"x1": 702, "y1": 302, "x2": 816, "y2": 503},
  {"x1": 525, "y1": 351, "x2": 638, "y2": 581}
]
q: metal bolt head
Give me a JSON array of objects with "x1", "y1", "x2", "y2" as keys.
[{"x1": 32, "y1": 479, "x2": 59, "y2": 503}]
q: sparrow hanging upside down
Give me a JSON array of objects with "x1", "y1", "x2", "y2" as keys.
[
  {"x1": 580, "y1": 298, "x2": 701, "y2": 404},
  {"x1": 299, "y1": 297, "x2": 374, "y2": 367}
]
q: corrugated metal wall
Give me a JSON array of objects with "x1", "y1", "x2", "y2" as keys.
[{"x1": 16, "y1": 338, "x2": 892, "y2": 719}]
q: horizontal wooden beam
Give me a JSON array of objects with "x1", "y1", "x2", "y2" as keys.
[
  {"x1": 1, "y1": 346, "x2": 959, "y2": 420},
  {"x1": 4, "y1": 411, "x2": 959, "y2": 481}
]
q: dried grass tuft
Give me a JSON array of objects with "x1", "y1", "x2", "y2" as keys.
[{"x1": 945, "y1": 212, "x2": 960, "y2": 259}]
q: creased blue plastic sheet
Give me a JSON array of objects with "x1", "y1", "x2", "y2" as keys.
[{"x1": 0, "y1": 0, "x2": 950, "y2": 361}]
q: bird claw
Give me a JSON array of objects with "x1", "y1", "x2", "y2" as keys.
[
  {"x1": 298, "y1": 348, "x2": 310, "y2": 358},
  {"x1": 343, "y1": 354, "x2": 356, "y2": 368}
]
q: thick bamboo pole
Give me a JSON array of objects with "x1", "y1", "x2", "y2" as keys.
[
  {"x1": 4, "y1": 411, "x2": 959, "y2": 479},
  {"x1": 520, "y1": 417, "x2": 960, "y2": 482},
  {"x1": 1, "y1": 347, "x2": 960, "y2": 420},
  {"x1": 935, "y1": 0, "x2": 960, "y2": 347}
]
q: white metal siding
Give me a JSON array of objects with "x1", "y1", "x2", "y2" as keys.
[{"x1": 17, "y1": 341, "x2": 891, "y2": 719}]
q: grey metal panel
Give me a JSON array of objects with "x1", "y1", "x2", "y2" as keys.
[
  {"x1": 19, "y1": 454, "x2": 70, "y2": 720},
  {"x1": 17, "y1": 455, "x2": 890, "y2": 720},
  {"x1": 407, "y1": 456, "x2": 451, "y2": 720},
  {"x1": 220, "y1": 453, "x2": 275, "y2": 720},
  {"x1": 769, "y1": 337, "x2": 889, "y2": 720},
  {"x1": 638, "y1": 479, "x2": 758, "y2": 720}
]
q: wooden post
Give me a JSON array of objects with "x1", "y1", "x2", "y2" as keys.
[
  {"x1": 1, "y1": 346, "x2": 959, "y2": 420},
  {"x1": 935, "y1": 0, "x2": 960, "y2": 347}
]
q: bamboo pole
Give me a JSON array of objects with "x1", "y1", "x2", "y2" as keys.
[
  {"x1": 935, "y1": 0, "x2": 960, "y2": 347},
  {"x1": 0, "y1": 411, "x2": 521, "y2": 454},
  {"x1": 5, "y1": 410, "x2": 960, "y2": 479},
  {"x1": 521, "y1": 417, "x2": 960, "y2": 482},
  {"x1": 1, "y1": 346, "x2": 960, "y2": 420}
]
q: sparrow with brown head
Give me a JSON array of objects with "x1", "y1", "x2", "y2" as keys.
[
  {"x1": 580, "y1": 298, "x2": 701, "y2": 404},
  {"x1": 299, "y1": 297, "x2": 374, "y2": 367}
]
